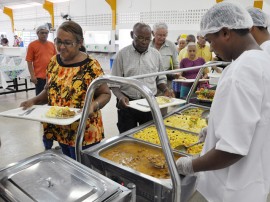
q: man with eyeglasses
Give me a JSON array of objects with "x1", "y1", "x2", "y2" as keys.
[
  {"x1": 111, "y1": 22, "x2": 174, "y2": 133},
  {"x1": 25, "y1": 24, "x2": 56, "y2": 150}
]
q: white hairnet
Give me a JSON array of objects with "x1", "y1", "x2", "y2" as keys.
[
  {"x1": 199, "y1": 2, "x2": 253, "y2": 37},
  {"x1": 247, "y1": 7, "x2": 270, "y2": 28},
  {"x1": 36, "y1": 25, "x2": 49, "y2": 34}
]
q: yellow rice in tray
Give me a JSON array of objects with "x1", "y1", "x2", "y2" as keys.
[
  {"x1": 133, "y1": 126, "x2": 204, "y2": 155},
  {"x1": 181, "y1": 107, "x2": 205, "y2": 118},
  {"x1": 164, "y1": 114, "x2": 207, "y2": 133}
]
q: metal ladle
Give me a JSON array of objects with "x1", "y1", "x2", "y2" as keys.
[
  {"x1": 174, "y1": 141, "x2": 203, "y2": 152},
  {"x1": 201, "y1": 109, "x2": 210, "y2": 124}
]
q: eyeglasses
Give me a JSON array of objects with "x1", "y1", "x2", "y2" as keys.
[
  {"x1": 39, "y1": 31, "x2": 49, "y2": 35},
  {"x1": 155, "y1": 33, "x2": 167, "y2": 38},
  {"x1": 133, "y1": 33, "x2": 151, "y2": 42},
  {"x1": 55, "y1": 39, "x2": 77, "y2": 47}
]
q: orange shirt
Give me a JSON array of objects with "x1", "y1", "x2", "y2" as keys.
[{"x1": 25, "y1": 40, "x2": 56, "y2": 79}]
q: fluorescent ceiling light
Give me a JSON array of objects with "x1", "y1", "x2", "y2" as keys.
[
  {"x1": 7, "y1": 2, "x2": 41, "y2": 9},
  {"x1": 47, "y1": 0, "x2": 70, "y2": 3}
]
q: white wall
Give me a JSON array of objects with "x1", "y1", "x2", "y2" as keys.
[{"x1": 0, "y1": 0, "x2": 269, "y2": 47}]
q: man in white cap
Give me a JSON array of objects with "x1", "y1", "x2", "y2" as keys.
[
  {"x1": 26, "y1": 25, "x2": 56, "y2": 96},
  {"x1": 247, "y1": 7, "x2": 270, "y2": 54},
  {"x1": 176, "y1": 2, "x2": 270, "y2": 202},
  {"x1": 25, "y1": 24, "x2": 56, "y2": 150}
]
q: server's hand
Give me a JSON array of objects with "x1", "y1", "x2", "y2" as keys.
[
  {"x1": 199, "y1": 127, "x2": 208, "y2": 142},
  {"x1": 176, "y1": 156, "x2": 194, "y2": 175}
]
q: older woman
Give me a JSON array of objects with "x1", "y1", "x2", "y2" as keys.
[
  {"x1": 179, "y1": 42, "x2": 207, "y2": 98},
  {"x1": 20, "y1": 21, "x2": 111, "y2": 159}
]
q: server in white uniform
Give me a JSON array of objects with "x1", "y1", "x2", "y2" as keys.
[
  {"x1": 247, "y1": 7, "x2": 270, "y2": 54},
  {"x1": 176, "y1": 2, "x2": 270, "y2": 202}
]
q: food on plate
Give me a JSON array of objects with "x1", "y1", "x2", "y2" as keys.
[
  {"x1": 164, "y1": 114, "x2": 207, "y2": 133},
  {"x1": 156, "y1": 96, "x2": 172, "y2": 105},
  {"x1": 195, "y1": 88, "x2": 215, "y2": 101},
  {"x1": 46, "y1": 106, "x2": 76, "y2": 118},
  {"x1": 133, "y1": 125, "x2": 203, "y2": 155}
]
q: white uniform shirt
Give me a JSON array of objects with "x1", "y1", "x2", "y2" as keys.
[
  {"x1": 260, "y1": 40, "x2": 270, "y2": 55},
  {"x1": 197, "y1": 50, "x2": 270, "y2": 202}
]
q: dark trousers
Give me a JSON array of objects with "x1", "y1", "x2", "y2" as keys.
[
  {"x1": 117, "y1": 107, "x2": 152, "y2": 133},
  {"x1": 37, "y1": 78, "x2": 53, "y2": 150},
  {"x1": 35, "y1": 78, "x2": 46, "y2": 96}
]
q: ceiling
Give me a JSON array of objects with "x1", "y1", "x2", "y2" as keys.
[{"x1": 0, "y1": 0, "x2": 68, "y2": 9}]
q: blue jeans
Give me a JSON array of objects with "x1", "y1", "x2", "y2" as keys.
[
  {"x1": 43, "y1": 136, "x2": 54, "y2": 150},
  {"x1": 180, "y1": 86, "x2": 191, "y2": 99},
  {"x1": 59, "y1": 142, "x2": 100, "y2": 160}
]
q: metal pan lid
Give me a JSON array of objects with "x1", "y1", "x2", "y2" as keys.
[{"x1": 0, "y1": 151, "x2": 120, "y2": 202}]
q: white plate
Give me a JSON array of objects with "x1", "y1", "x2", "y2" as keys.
[
  {"x1": 0, "y1": 105, "x2": 81, "y2": 125},
  {"x1": 128, "y1": 98, "x2": 186, "y2": 112},
  {"x1": 173, "y1": 79, "x2": 209, "y2": 83}
]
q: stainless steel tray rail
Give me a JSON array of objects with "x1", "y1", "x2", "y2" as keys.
[
  {"x1": 129, "y1": 61, "x2": 229, "y2": 80},
  {"x1": 75, "y1": 75, "x2": 181, "y2": 202}
]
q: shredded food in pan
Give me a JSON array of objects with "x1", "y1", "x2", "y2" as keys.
[
  {"x1": 133, "y1": 126, "x2": 204, "y2": 155},
  {"x1": 164, "y1": 114, "x2": 207, "y2": 133}
]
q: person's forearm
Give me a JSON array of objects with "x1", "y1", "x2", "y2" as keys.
[
  {"x1": 111, "y1": 87, "x2": 125, "y2": 99},
  {"x1": 192, "y1": 148, "x2": 243, "y2": 172},
  {"x1": 94, "y1": 93, "x2": 111, "y2": 111},
  {"x1": 32, "y1": 90, "x2": 48, "y2": 105},
  {"x1": 27, "y1": 62, "x2": 35, "y2": 77},
  {"x1": 93, "y1": 84, "x2": 111, "y2": 111},
  {"x1": 157, "y1": 83, "x2": 169, "y2": 93}
]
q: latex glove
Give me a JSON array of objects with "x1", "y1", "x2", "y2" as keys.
[
  {"x1": 199, "y1": 127, "x2": 207, "y2": 142},
  {"x1": 176, "y1": 156, "x2": 194, "y2": 175}
]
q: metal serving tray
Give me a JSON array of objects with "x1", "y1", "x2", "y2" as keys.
[
  {"x1": 166, "y1": 103, "x2": 210, "y2": 117},
  {"x1": 81, "y1": 136, "x2": 196, "y2": 202},
  {"x1": 0, "y1": 150, "x2": 131, "y2": 202}
]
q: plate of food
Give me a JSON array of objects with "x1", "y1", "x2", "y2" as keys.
[
  {"x1": 173, "y1": 78, "x2": 209, "y2": 83},
  {"x1": 0, "y1": 105, "x2": 81, "y2": 125},
  {"x1": 129, "y1": 96, "x2": 186, "y2": 112},
  {"x1": 45, "y1": 106, "x2": 77, "y2": 119},
  {"x1": 195, "y1": 88, "x2": 215, "y2": 102}
]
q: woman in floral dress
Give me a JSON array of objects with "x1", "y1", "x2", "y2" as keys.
[{"x1": 20, "y1": 21, "x2": 111, "y2": 159}]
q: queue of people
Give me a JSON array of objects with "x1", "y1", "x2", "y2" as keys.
[
  {"x1": 111, "y1": 22, "x2": 174, "y2": 133},
  {"x1": 13, "y1": 2, "x2": 270, "y2": 201}
]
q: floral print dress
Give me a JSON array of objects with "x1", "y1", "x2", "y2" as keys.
[{"x1": 43, "y1": 54, "x2": 105, "y2": 146}]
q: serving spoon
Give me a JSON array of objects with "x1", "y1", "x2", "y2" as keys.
[{"x1": 174, "y1": 140, "x2": 203, "y2": 152}]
